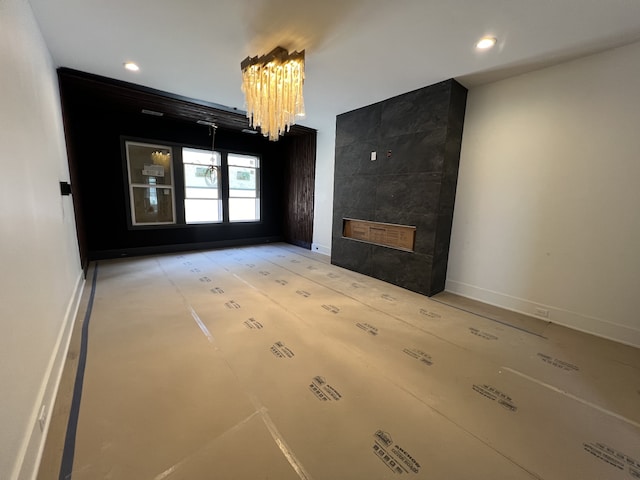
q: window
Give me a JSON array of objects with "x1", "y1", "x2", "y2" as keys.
[
  {"x1": 124, "y1": 139, "x2": 261, "y2": 227},
  {"x1": 125, "y1": 141, "x2": 176, "y2": 225},
  {"x1": 183, "y1": 147, "x2": 222, "y2": 223},
  {"x1": 228, "y1": 153, "x2": 260, "y2": 222}
]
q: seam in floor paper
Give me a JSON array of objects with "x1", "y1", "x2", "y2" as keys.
[
  {"x1": 428, "y1": 297, "x2": 549, "y2": 339},
  {"x1": 202, "y1": 252, "x2": 543, "y2": 479},
  {"x1": 156, "y1": 256, "x2": 313, "y2": 480},
  {"x1": 188, "y1": 305, "x2": 215, "y2": 344},
  {"x1": 156, "y1": 259, "x2": 218, "y2": 348},
  {"x1": 310, "y1": 339, "x2": 545, "y2": 480},
  {"x1": 221, "y1": 250, "x2": 470, "y2": 351},
  {"x1": 82, "y1": 249, "x2": 633, "y2": 480},
  {"x1": 203, "y1": 248, "x2": 639, "y2": 469},
  {"x1": 502, "y1": 367, "x2": 640, "y2": 429},
  {"x1": 248, "y1": 396, "x2": 314, "y2": 480},
  {"x1": 262, "y1": 244, "x2": 549, "y2": 340},
  {"x1": 240, "y1": 247, "x2": 507, "y2": 341},
  {"x1": 152, "y1": 410, "x2": 262, "y2": 480},
  {"x1": 274, "y1": 246, "x2": 548, "y2": 339}
]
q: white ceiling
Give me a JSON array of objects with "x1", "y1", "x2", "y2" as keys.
[{"x1": 28, "y1": 0, "x2": 640, "y2": 131}]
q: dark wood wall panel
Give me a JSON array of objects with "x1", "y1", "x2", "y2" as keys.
[
  {"x1": 282, "y1": 133, "x2": 316, "y2": 249},
  {"x1": 57, "y1": 68, "x2": 317, "y2": 260}
]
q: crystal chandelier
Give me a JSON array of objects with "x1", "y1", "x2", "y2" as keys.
[
  {"x1": 241, "y1": 46, "x2": 305, "y2": 141},
  {"x1": 150, "y1": 150, "x2": 171, "y2": 167}
]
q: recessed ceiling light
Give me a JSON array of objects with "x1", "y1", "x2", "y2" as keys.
[
  {"x1": 476, "y1": 37, "x2": 497, "y2": 50},
  {"x1": 124, "y1": 62, "x2": 139, "y2": 71}
]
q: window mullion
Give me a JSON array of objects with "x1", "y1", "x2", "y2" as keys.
[{"x1": 221, "y1": 152, "x2": 230, "y2": 223}]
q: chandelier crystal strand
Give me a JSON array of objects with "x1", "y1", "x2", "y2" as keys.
[{"x1": 241, "y1": 47, "x2": 305, "y2": 141}]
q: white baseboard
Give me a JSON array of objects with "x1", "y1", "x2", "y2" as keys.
[
  {"x1": 311, "y1": 243, "x2": 331, "y2": 256},
  {"x1": 445, "y1": 279, "x2": 640, "y2": 349},
  {"x1": 15, "y1": 272, "x2": 85, "y2": 480}
]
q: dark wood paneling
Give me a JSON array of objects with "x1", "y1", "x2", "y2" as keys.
[
  {"x1": 58, "y1": 89, "x2": 89, "y2": 276},
  {"x1": 57, "y1": 68, "x2": 317, "y2": 259},
  {"x1": 57, "y1": 68, "x2": 315, "y2": 136},
  {"x1": 282, "y1": 133, "x2": 316, "y2": 249}
]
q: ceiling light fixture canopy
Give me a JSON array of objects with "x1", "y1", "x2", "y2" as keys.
[{"x1": 241, "y1": 46, "x2": 305, "y2": 141}]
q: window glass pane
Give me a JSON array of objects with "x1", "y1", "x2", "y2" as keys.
[
  {"x1": 131, "y1": 186, "x2": 174, "y2": 224},
  {"x1": 126, "y1": 141, "x2": 176, "y2": 226},
  {"x1": 185, "y1": 199, "x2": 222, "y2": 223},
  {"x1": 185, "y1": 187, "x2": 218, "y2": 199},
  {"x1": 183, "y1": 148, "x2": 220, "y2": 166},
  {"x1": 228, "y1": 154, "x2": 259, "y2": 222},
  {"x1": 229, "y1": 166, "x2": 256, "y2": 192},
  {"x1": 228, "y1": 153, "x2": 259, "y2": 168},
  {"x1": 229, "y1": 198, "x2": 259, "y2": 222},
  {"x1": 183, "y1": 148, "x2": 221, "y2": 223},
  {"x1": 229, "y1": 189, "x2": 255, "y2": 198},
  {"x1": 184, "y1": 164, "x2": 219, "y2": 189},
  {"x1": 127, "y1": 143, "x2": 173, "y2": 186}
]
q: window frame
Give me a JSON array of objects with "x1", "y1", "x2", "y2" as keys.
[
  {"x1": 122, "y1": 136, "x2": 262, "y2": 229},
  {"x1": 182, "y1": 147, "x2": 223, "y2": 224},
  {"x1": 227, "y1": 152, "x2": 261, "y2": 223},
  {"x1": 124, "y1": 140, "x2": 177, "y2": 226}
]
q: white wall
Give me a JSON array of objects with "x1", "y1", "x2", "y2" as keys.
[
  {"x1": 0, "y1": 0, "x2": 84, "y2": 478},
  {"x1": 448, "y1": 41, "x2": 640, "y2": 347},
  {"x1": 311, "y1": 125, "x2": 335, "y2": 256}
]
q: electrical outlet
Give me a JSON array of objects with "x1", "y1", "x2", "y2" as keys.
[
  {"x1": 534, "y1": 307, "x2": 550, "y2": 319},
  {"x1": 38, "y1": 405, "x2": 47, "y2": 432}
]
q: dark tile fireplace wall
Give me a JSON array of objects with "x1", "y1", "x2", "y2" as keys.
[{"x1": 331, "y1": 79, "x2": 468, "y2": 296}]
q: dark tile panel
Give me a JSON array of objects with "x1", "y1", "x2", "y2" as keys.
[
  {"x1": 332, "y1": 78, "x2": 468, "y2": 298},
  {"x1": 443, "y1": 80, "x2": 468, "y2": 179},
  {"x1": 332, "y1": 209, "x2": 375, "y2": 230},
  {"x1": 331, "y1": 212, "x2": 343, "y2": 242},
  {"x1": 434, "y1": 213, "x2": 454, "y2": 258},
  {"x1": 334, "y1": 141, "x2": 380, "y2": 178},
  {"x1": 376, "y1": 131, "x2": 446, "y2": 175},
  {"x1": 331, "y1": 237, "x2": 373, "y2": 276},
  {"x1": 380, "y1": 81, "x2": 450, "y2": 138},
  {"x1": 332, "y1": 175, "x2": 378, "y2": 213},
  {"x1": 412, "y1": 214, "x2": 438, "y2": 254},
  {"x1": 438, "y1": 178, "x2": 458, "y2": 212},
  {"x1": 375, "y1": 173, "x2": 442, "y2": 217},
  {"x1": 335, "y1": 103, "x2": 381, "y2": 148},
  {"x1": 430, "y1": 254, "x2": 449, "y2": 295},
  {"x1": 371, "y1": 248, "x2": 433, "y2": 296}
]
